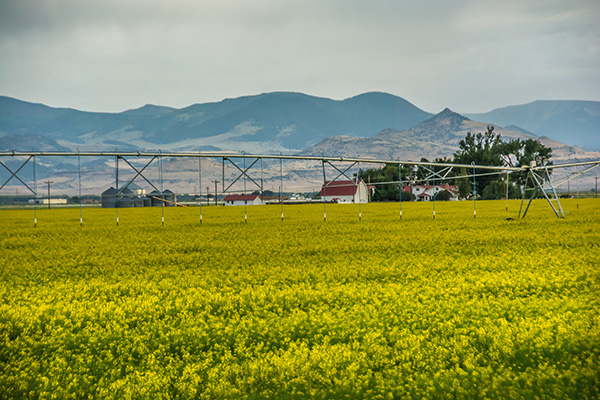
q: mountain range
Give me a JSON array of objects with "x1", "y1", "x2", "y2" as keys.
[
  {"x1": 305, "y1": 108, "x2": 598, "y2": 164},
  {"x1": 0, "y1": 92, "x2": 599, "y2": 194},
  {"x1": 1, "y1": 92, "x2": 599, "y2": 154},
  {"x1": 0, "y1": 92, "x2": 432, "y2": 153},
  {"x1": 466, "y1": 100, "x2": 600, "y2": 151}
]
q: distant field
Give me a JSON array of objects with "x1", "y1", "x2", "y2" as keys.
[{"x1": 1, "y1": 199, "x2": 599, "y2": 399}]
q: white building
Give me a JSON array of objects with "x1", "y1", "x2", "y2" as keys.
[
  {"x1": 403, "y1": 184, "x2": 458, "y2": 201},
  {"x1": 28, "y1": 198, "x2": 68, "y2": 205},
  {"x1": 223, "y1": 194, "x2": 264, "y2": 206},
  {"x1": 319, "y1": 180, "x2": 369, "y2": 203}
]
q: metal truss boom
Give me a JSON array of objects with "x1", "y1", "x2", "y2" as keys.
[
  {"x1": 2, "y1": 151, "x2": 599, "y2": 174},
  {"x1": 1, "y1": 151, "x2": 599, "y2": 222},
  {"x1": 540, "y1": 162, "x2": 600, "y2": 190},
  {"x1": 0, "y1": 151, "x2": 529, "y2": 172}
]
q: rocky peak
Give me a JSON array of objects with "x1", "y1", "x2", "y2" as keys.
[{"x1": 432, "y1": 108, "x2": 470, "y2": 121}]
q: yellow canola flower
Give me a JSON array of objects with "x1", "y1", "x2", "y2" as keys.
[{"x1": 0, "y1": 199, "x2": 598, "y2": 399}]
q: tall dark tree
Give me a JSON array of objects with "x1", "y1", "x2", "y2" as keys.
[
  {"x1": 456, "y1": 168, "x2": 472, "y2": 199},
  {"x1": 453, "y1": 126, "x2": 553, "y2": 196},
  {"x1": 453, "y1": 126, "x2": 504, "y2": 196},
  {"x1": 497, "y1": 138, "x2": 553, "y2": 187}
]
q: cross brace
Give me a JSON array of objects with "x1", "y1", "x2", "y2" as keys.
[
  {"x1": 519, "y1": 168, "x2": 564, "y2": 218},
  {"x1": 324, "y1": 161, "x2": 357, "y2": 185},
  {"x1": 223, "y1": 157, "x2": 262, "y2": 193},
  {"x1": 422, "y1": 165, "x2": 454, "y2": 181},
  {"x1": 540, "y1": 162, "x2": 599, "y2": 190},
  {"x1": 117, "y1": 156, "x2": 161, "y2": 195},
  {"x1": 0, "y1": 156, "x2": 36, "y2": 194}
]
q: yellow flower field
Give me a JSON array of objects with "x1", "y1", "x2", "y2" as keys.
[{"x1": 1, "y1": 199, "x2": 599, "y2": 399}]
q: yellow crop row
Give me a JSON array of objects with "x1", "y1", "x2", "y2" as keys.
[{"x1": 0, "y1": 199, "x2": 599, "y2": 399}]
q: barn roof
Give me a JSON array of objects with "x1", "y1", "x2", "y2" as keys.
[{"x1": 319, "y1": 180, "x2": 360, "y2": 197}]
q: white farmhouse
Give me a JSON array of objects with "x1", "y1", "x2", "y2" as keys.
[
  {"x1": 403, "y1": 184, "x2": 458, "y2": 201},
  {"x1": 223, "y1": 194, "x2": 264, "y2": 206},
  {"x1": 319, "y1": 180, "x2": 369, "y2": 203}
]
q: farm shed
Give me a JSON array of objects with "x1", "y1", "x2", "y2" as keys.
[
  {"x1": 223, "y1": 194, "x2": 264, "y2": 206},
  {"x1": 319, "y1": 180, "x2": 369, "y2": 203},
  {"x1": 102, "y1": 187, "x2": 175, "y2": 207},
  {"x1": 28, "y1": 198, "x2": 68, "y2": 206},
  {"x1": 101, "y1": 187, "x2": 135, "y2": 208}
]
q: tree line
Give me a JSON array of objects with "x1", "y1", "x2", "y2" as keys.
[{"x1": 359, "y1": 126, "x2": 552, "y2": 201}]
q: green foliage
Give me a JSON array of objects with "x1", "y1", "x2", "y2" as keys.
[
  {"x1": 453, "y1": 126, "x2": 504, "y2": 195},
  {"x1": 454, "y1": 126, "x2": 553, "y2": 196},
  {"x1": 252, "y1": 190, "x2": 276, "y2": 196},
  {"x1": 434, "y1": 190, "x2": 452, "y2": 201},
  {"x1": 359, "y1": 163, "x2": 412, "y2": 202},
  {"x1": 1, "y1": 201, "x2": 599, "y2": 399},
  {"x1": 456, "y1": 168, "x2": 472, "y2": 200},
  {"x1": 401, "y1": 191, "x2": 415, "y2": 202},
  {"x1": 498, "y1": 138, "x2": 553, "y2": 188},
  {"x1": 482, "y1": 179, "x2": 522, "y2": 200}
]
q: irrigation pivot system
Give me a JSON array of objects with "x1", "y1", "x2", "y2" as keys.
[{"x1": 1, "y1": 150, "x2": 599, "y2": 226}]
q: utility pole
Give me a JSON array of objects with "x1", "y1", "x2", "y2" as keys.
[
  {"x1": 206, "y1": 186, "x2": 210, "y2": 206},
  {"x1": 45, "y1": 180, "x2": 53, "y2": 209},
  {"x1": 596, "y1": 176, "x2": 598, "y2": 198},
  {"x1": 505, "y1": 171, "x2": 509, "y2": 212},
  {"x1": 212, "y1": 180, "x2": 219, "y2": 206}
]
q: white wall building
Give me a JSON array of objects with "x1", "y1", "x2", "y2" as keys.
[
  {"x1": 319, "y1": 180, "x2": 369, "y2": 203},
  {"x1": 403, "y1": 184, "x2": 458, "y2": 201},
  {"x1": 223, "y1": 194, "x2": 264, "y2": 206},
  {"x1": 28, "y1": 198, "x2": 68, "y2": 205}
]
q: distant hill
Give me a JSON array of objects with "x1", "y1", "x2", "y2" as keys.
[
  {"x1": 466, "y1": 100, "x2": 600, "y2": 150},
  {"x1": 305, "y1": 108, "x2": 600, "y2": 164},
  {"x1": 0, "y1": 133, "x2": 69, "y2": 152},
  {"x1": 0, "y1": 92, "x2": 432, "y2": 153},
  {"x1": 120, "y1": 104, "x2": 176, "y2": 116}
]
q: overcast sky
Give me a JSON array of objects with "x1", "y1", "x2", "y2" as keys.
[{"x1": 1, "y1": 0, "x2": 598, "y2": 113}]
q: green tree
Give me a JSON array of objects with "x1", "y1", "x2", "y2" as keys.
[
  {"x1": 401, "y1": 191, "x2": 415, "y2": 202},
  {"x1": 435, "y1": 190, "x2": 452, "y2": 201},
  {"x1": 456, "y1": 168, "x2": 472, "y2": 199},
  {"x1": 482, "y1": 180, "x2": 505, "y2": 200},
  {"x1": 453, "y1": 126, "x2": 552, "y2": 196},
  {"x1": 497, "y1": 138, "x2": 553, "y2": 188},
  {"x1": 453, "y1": 126, "x2": 504, "y2": 196},
  {"x1": 359, "y1": 163, "x2": 412, "y2": 202},
  {"x1": 482, "y1": 178, "x2": 522, "y2": 200}
]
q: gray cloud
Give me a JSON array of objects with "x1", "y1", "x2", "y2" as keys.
[{"x1": 1, "y1": 0, "x2": 598, "y2": 113}]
